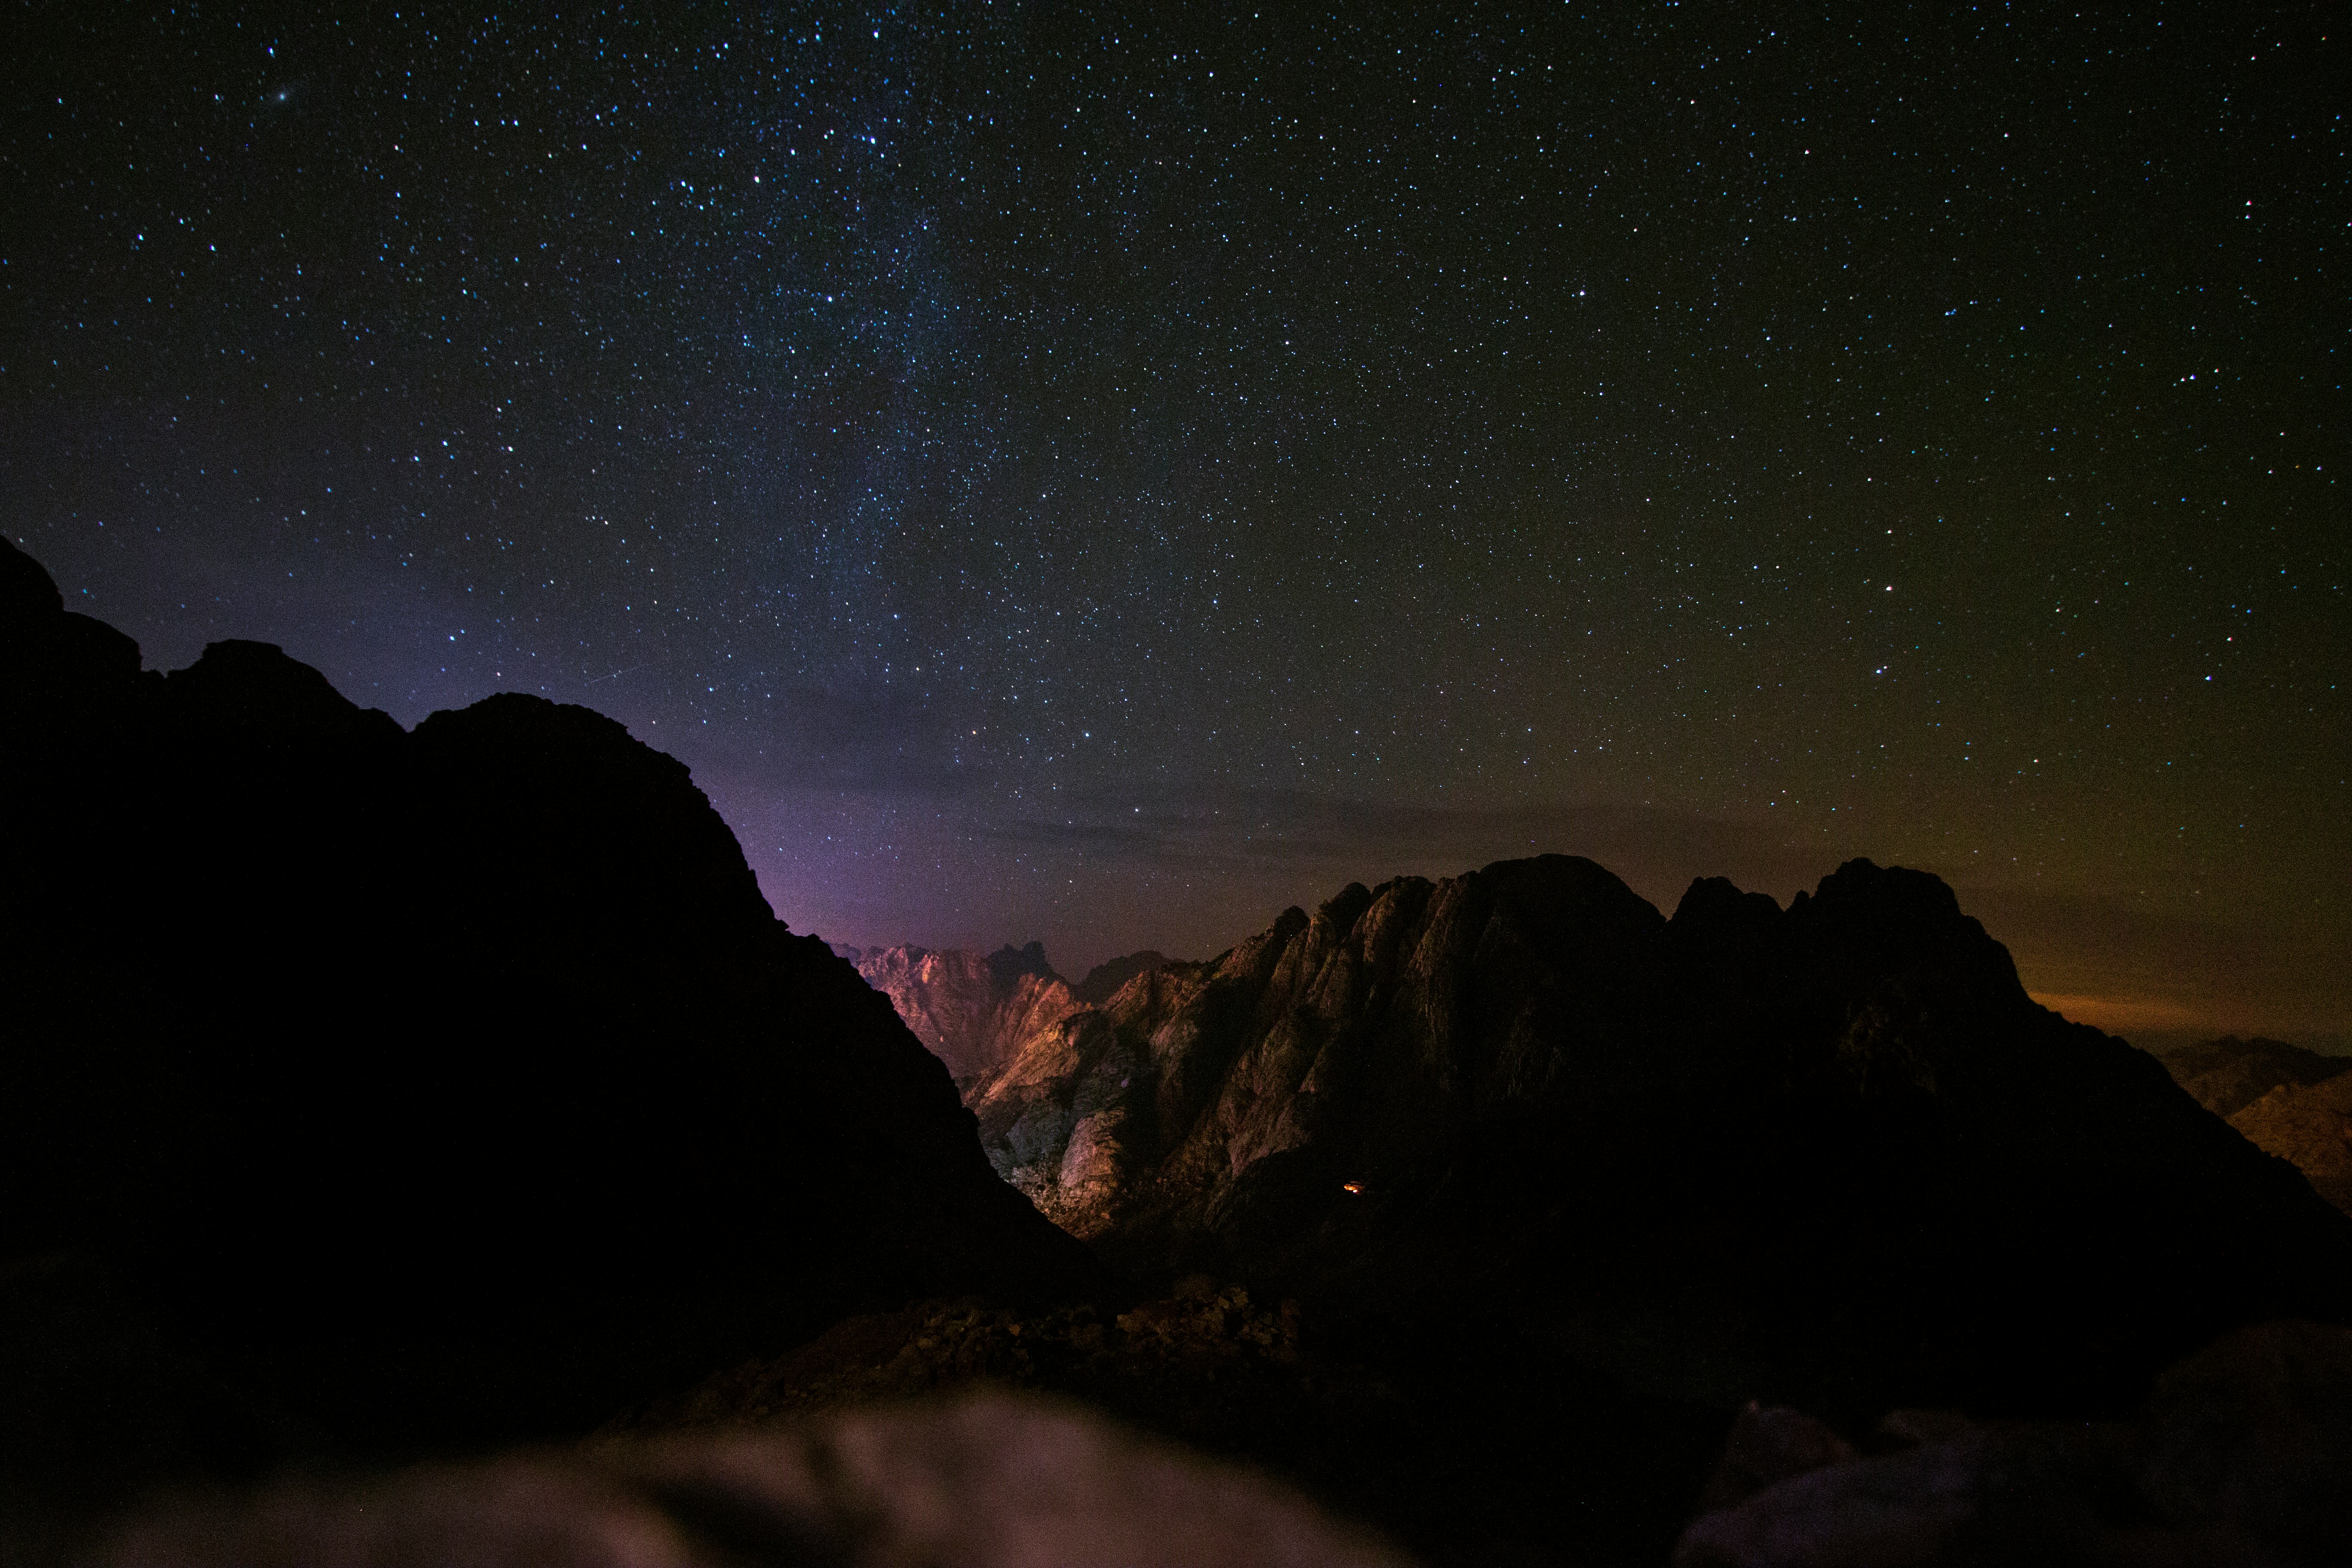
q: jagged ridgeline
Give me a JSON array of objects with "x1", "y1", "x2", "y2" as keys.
[
  {"x1": 950, "y1": 861, "x2": 2352, "y2": 1418},
  {"x1": 847, "y1": 940, "x2": 1081, "y2": 1090},
  {"x1": 0, "y1": 538, "x2": 1102, "y2": 1467}
]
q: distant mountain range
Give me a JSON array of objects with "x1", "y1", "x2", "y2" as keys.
[
  {"x1": 874, "y1": 862, "x2": 2352, "y2": 1418},
  {"x1": 2158, "y1": 1035, "x2": 2352, "y2": 1217},
  {"x1": 2230, "y1": 1075, "x2": 2352, "y2": 1217},
  {"x1": 2159, "y1": 1034, "x2": 2352, "y2": 1118}
]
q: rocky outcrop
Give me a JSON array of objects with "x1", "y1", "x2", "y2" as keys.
[
  {"x1": 852, "y1": 941, "x2": 1085, "y2": 1087},
  {"x1": 2161, "y1": 1034, "x2": 2352, "y2": 1119},
  {"x1": 2232, "y1": 1075, "x2": 2352, "y2": 1217},
  {"x1": 0, "y1": 539, "x2": 1102, "y2": 1510},
  {"x1": 961, "y1": 855, "x2": 2352, "y2": 1418},
  {"x1": 1674, "y1": 1319, "x2": 2352, "y2": 1568}
]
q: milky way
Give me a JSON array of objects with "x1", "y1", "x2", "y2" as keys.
[{"x1": 4, "y1": 3, "x2": 2342, "y2": 1047}]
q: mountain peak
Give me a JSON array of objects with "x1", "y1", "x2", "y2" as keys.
[
  {"x1": 165, "y1": 638, "x2": 402, "y2": 748},
  {"x1": 957, "y1": 858, "x2": 2352, "y2": 1415},
  {"x1": 987, "y1": 940, "x2": 1060, "y2": 989},
  {"x1": 1, "y1": 534, "x2": 64, "y2": 617},
  {"x1": 2, "y1": 540, "x2": 1104, "y2": 1458}
]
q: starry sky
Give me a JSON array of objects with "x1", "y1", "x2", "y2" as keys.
[{"x1": 4, "y1": 2, "x2": 2343, "y2": 1051}]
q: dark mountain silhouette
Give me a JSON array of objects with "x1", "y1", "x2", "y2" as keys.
[
  {"x1": 2160, "y1": 1034, "x2": 2352, "y2": 1119},
  {"x1": 960, "y1": 856, "x2": 2352, "y2": 1420},
  {"x1": 1075, "y1": 950, "x2": 1178, "y2": 1007},
  {"x1": 0, "y1": 538, "x2": 1102, "y2": 1505},
  {"x1": 987, "y1": 938, "x2": 1059, "y2": 989}
]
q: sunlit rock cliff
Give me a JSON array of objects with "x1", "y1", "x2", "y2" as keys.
[{"x1": 852, "y1": 942, "x2": 1086, "y2": 1088}]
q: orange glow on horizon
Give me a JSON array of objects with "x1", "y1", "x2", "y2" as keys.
[{"x1": 2031, "y1": 992, "x2": 2211, "y2": 1039}]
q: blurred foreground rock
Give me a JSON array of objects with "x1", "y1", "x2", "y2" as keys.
[
  {"x1": 78, "y1": 1391, "x2": 1411, "y2": 1568},
  {"x1": 1674, "y1": 1319, "x2": 2352, "y2": 1567}
]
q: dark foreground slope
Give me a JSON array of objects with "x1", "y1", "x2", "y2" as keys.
[
  {"x1": 0, "y1": 539, "x2": 1100, "y2": 1498},
  {"x1": 966, "y1": 855, "x2": 2352, "y2": 1420}
]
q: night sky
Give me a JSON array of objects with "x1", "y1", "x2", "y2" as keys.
[{"x1": 5, "y1": 3, "x2": 2343, "y2": 1051}]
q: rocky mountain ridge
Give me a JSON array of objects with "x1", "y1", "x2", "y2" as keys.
[
  {"x1": 0, "y1": 536, "x2": 1102, "y2": 1519},
  {"x1": 953, "y1": 855, "x2": 2352, "y2": 1418},
  {"x1": 2160, "y1": 1034, "x2": 2352, "y2": 1119},
  {"x1": 2230, "y1": 1074, "x2": 2352, "y2": 1217},
  {"x1": 1074, "y1": 949, "x2": 1179, "y2": 1006},
  {"x1": 843, "y1": 942, "x2": 1080, "y2": 1087},
  {"x1": 847, "y1": 941, "x2": 1176, "y2": 1088}
]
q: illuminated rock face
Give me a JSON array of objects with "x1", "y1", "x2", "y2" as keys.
[
  {"x1": 2161, "y1": 1034, "x2": 2352, "y2": 1119},
  {"x1": 849, "y1": 943, "x2": 1179, "y2": 1094},
  {"x1": 2231, "y1": 1074, "x2": 2352, "y2": 1217},
  {"x1": 0, "y1": 538, "x2": 1103, "y2": 1470},
  {"x1": 854, "y1": 943, "x2": 1087, "y2": 1088},
  {"x1": 2150, "y1": 1036, "x2": 2352, "y2": 1216},
  {"x1": 964, "y1": 852, "x2": 2352, "y2": 1417}
]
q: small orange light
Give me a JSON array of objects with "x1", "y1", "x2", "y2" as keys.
[{"x1": 1341, "y1": 1181, "x2": 1363, "y2": 1194}]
